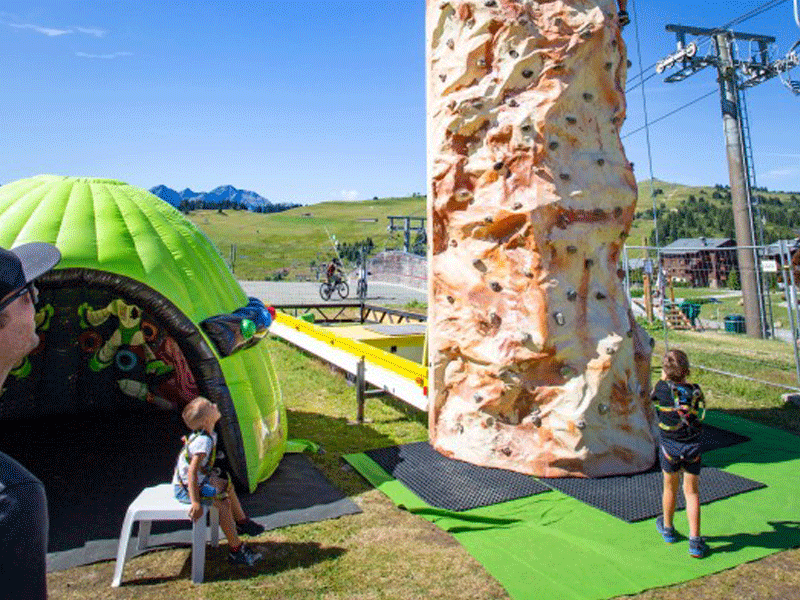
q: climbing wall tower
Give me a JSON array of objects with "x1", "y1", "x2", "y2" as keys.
[{"x1": 426, "y1": 0, "x2": 656, "y2": 477}]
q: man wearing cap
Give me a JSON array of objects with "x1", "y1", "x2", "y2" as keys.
[{"x1": 0, "y1": 242, "x2": 61, "y2": 600}]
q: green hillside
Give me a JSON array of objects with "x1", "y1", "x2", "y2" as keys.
[
  {"x1": 629, "y1": 178, "x2": 703, "y2": 246},
  {"x1": 186, "y1": 196, "x2": 427, "y2": 280},
  {"x1": 185, "y1": 181, "x2": 799, "y2": 281},
  {"x1": 630, "y1": 179, "x2": 800, "y2": 250}
]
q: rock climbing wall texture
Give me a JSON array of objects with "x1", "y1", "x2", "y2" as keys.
[{"x1": 426, "y1": 0, "x2": 656, "y2": 477}]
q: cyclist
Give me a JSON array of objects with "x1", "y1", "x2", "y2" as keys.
[{"x1": 326, "y1": 258, "x2": 343, "y2": 286}]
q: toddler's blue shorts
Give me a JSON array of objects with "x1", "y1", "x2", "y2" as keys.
[{"x1": 174, "y1": 480, "x2": 217, "y2": 505}]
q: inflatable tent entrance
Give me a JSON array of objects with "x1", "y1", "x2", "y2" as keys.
[{"x1": 0, "y1": 175, "x2": 287, "y2": 491}]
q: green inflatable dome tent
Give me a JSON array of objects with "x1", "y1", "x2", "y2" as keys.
[{"x1": 0, "y1": 174, "x2": 287, "y2": 491}]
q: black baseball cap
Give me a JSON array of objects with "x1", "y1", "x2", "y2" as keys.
[{"x1": 0, "y1": 243, "x2": 62, "y2": 300}]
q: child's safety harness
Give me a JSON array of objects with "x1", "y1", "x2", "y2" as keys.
[
  {"x1": 176, "y1": 430, "x2": 230, "y2": 500},
  {"x1": 654, "y1": 382, "x2": 706, "y2": 434},
  {"x1": 183, "y1": 430, "x2": 216, "y2": 475}
]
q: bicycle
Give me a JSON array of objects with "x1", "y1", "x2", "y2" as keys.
[
  {"x1": 319, "y1": 278, "x2": 349, "y2": 300},
  {"x1": 357, "y1": 278, "x2": 367, "y2": 300}
]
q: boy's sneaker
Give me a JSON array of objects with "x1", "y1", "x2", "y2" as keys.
[
  {"x1": 228, "y1": 543, "x2": 263, "y2": 566},
  {"x1": 236, "y1": 518, "x2": 265, "y2": 537},
  {"x1": 689, "y1": 536, "x2": 709, "y2": 558},
  {"x1": 656, "y1": 516, "x2": 678, "y2": 543}
]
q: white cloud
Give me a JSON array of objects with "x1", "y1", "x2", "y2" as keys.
[
  {"x1": 8, "y1": 22, "x2": 71, "y2": 36},
  {"x1": 4, "y1": 20, "x2": 108, "y2": 38},
  {"x1": 759, "y1": 167, "x2": 799, "y2": 179},
  {"x1": 75, "y1": 27, "x2": 107, "y2": 38},
  {"x1": 75, "y1": 51, "x2": 133, "y2": 59},
  {"x1": 339, "y1": 190, "x2": 359, "y2": 201}
]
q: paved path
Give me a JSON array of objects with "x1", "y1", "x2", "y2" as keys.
[
  {"x1": 241, "y1": 281, "x2": 800, "y2": 344},
  {"x1": 240, "y1": 280, "x2": 427, "y2": 306}
]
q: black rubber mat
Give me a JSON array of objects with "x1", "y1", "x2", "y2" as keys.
[
  {"x1": 363, "y1": 424, "x2": 752, "y2": 515},
  {"x1": 365, "y1": 441, "x2": 550, "y2": 511},
  {"x1": 540, "y1": 467, "x2": 766, "y2": 522},
  {"x1": 701, "y1": 423, "x2": 750, "y2": 452}
]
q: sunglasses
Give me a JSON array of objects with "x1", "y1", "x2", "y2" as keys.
[{"x1": 0, "y1": 283, "x2": 39, "y2": 313}]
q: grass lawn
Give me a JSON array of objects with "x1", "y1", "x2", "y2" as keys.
[
  {"x1": 47, "y1": 326, "x2": 800, "y2": 599},
  {"x1": 696, "y1": 293, "x2": 795, "y2": 329},
  {"x1": 641, "y1": 285, "x2": 797, "y2": 332}
]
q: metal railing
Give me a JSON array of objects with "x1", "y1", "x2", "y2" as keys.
[{"x1": 273, "y1": 302, "x2": 426, "y2": 325}]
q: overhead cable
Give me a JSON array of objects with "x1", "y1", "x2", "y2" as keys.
[
  {"x1": 696, "y1": 0, "x2": 789, "y2": 45},
  {"x1": 621, "y1": 88, "x2": 718, "y2": 140}
]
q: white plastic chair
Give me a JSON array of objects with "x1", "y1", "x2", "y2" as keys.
[{"x1": 111, "y1": 483, "x2": 220, "y2": 586}]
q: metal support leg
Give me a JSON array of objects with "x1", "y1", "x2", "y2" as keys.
[{"x1": 356, "y1": 357, "x2": 365, "y2": 424}]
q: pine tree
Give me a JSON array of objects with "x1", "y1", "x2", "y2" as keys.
[{"x1": 728, "y1": 268, "x2": 740, "y2": 290}]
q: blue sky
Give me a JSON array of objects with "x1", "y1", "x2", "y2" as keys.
[{"x1": 1, "y1": 1, "x2": 798, "y2": 204}]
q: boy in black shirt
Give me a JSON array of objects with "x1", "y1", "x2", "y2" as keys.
[{"x1": 652, "y1": 349, "x2": 709, "y2": 558}]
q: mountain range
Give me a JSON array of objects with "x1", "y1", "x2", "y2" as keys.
[{"x1": 149, "y1": 184, "x2": 277, "y2": 211}]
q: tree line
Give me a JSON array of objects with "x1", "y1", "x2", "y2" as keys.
[
  {"x1": 335, "y1": 238, "x2": 375, "y2": 263},
  {"x1": 178, "y1": 199, "x2": 301, "y2": 213},
  {"x1": 640, "y1": 192, "x2": 800, "y2": 246}
]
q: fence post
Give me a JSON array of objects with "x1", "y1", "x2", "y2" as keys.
[
  {"x1": 657, "y1": 247, "x2": 670, "y2": 351},
  {"x1": 750, "y1": 245, "x2": 766, "y2": 338},
  {"x1": 759, "y1": 244, "x2": 775, "y2": 339},
  {"x1": 642, "y1": 241, "x2": 653, "y2": 323},
  {"x1": 780, "y1": 240, "x2": 800, "y2": 388}
]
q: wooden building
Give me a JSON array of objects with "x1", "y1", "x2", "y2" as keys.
[{"x1": 660, "y1": 238, "x2": 737, "y2": 288}]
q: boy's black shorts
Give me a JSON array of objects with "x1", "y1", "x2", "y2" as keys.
[{"x1": 659, "y1": 436, "x2": 702, "y2": 475}]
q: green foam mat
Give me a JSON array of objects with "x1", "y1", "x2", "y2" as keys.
[{"x1": 344, "y1": 412, "x2": 800, "y2": 600}]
